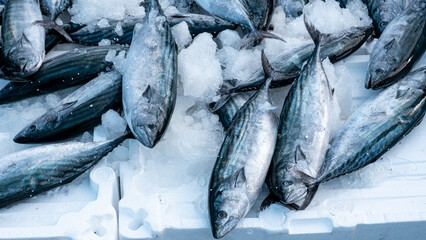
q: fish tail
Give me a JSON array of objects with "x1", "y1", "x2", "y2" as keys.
[
  {"x1": 303, "y1": 15, "x2": 323, "y2": 46},
  {"x1": 261, "y1": 49, "x2": 299, "y2": 83},
  {"x1": 140, "y1": 0, "x2": 163, "y2": 14},
  {"x1": 240, "y1": 30, "x2": 285, "y2": 49}
]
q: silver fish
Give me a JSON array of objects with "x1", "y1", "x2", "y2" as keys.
[
  {"x1": 263, "y1": 17, "x2": 334, "y2": 210},
  {"x1": 0, "y1": 45, "x2": 126, "y2": 104},
  {"x1": 366, "y1": 0, "x2": 425, "y2": 89},
  {"x1": 317, "y1": 66, "x2": 426, "y2": 184},
  {"x1": 276, "y1": 0, "x2": 306, "y2": 18},
  {"x1": 14, "y1": 71, "x2": 122, "y2": 143},
  {"x1": 123, "y1": 0, "x2": 177, "y2": 148},
  {"x1": 209, "y1": 93, "x2": 250, "y2": 131},
  {"x1": 0, "y1": 131, "x2": 130, "y2": 208},
  {"x1": 194, "y1": 0, "x2": 282, "y2": 48},
  {"x1": 40, "y1": 0, "x2": 71, "y2": 20},
  {"x1": 364, "y1": 0, "x2": 405, "y2": 34},
  {"x1": 2, "y1": 0, "x2": 45, "y2": 76},
  {"x1": 209, "y1": 53, "x2": 278, "y2": 239}
]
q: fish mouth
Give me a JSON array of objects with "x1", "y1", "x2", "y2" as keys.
[
  {"x1": 365, "y1": 74, "x2": 372, "y2": 89},
  {"x1": 133, "y1": 126, "x2": 155, "y2": 148},
  {"x1": 212, "y1": 217, "x2": 238, "y2": 239},
  {"x1": 13, "y1": 133, "x2": 32, "y2": 143}
]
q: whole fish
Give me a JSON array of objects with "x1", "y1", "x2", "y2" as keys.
[
  {"x1": 263, "y1": 17, "x2": 334, "y2": 211},
  {"x1": 123, "y1": 0, "x2": 177, "y2": 148},
  {"x1": 366, "y1": 0, "x2": 425, "y2": 89},
  {"x1": 213, "y1": 24, "x2": 373, "y2": 110},
  {"x1": 316, "y1": 67, "x2": 426, "y2": 184},
  {"x1": 70, "y1": 14, "x2": 237, "y2": 46},
  {"x1": 276, "y1": 0, "x2": 307, "y2": 18},
  {"x1": 2, "y1": 0, "x2": 45, "y2": 76},
  {"x1": 209, "y1": 52, "x2": 278, "y2": 239},
  {"x1": 0, "y1": 131, "x2": 131, "y2": 208},
  {"x1": 364, "y1": 0, "x2": 405, "y2": 34},
  {"x1": 14, "y1": 71, "x2": 122, "y2": 143},
  {"x1": 0, "y1": 45, "x2": 126, "y2": 104},
  {"x1": 40, "y1": 0, "x2": 71, "y2": 20},
  {"x1": 193, "y1": 0, "x2": 282, "y2": 48},
  {"x1": 209, "y1": 93, "x2": 250, "y2": 131}
]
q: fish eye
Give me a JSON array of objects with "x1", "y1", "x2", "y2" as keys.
[
  {"x1": 217, "y1": 211, "x2": 227, "y2": 219},
  {"x1": 282, "y1": 180, "x2": 293, "y2": 187},
  {"x1": 379, "y1": 21, "x2": 387, "y2": 28},
  {"x1": 148, "y1": 124, "x2": 157, "y2": 131},
  {"x1": 375, "y1": 68, "x2": 384, "y2": 74},
  {"x1": 29, "y1": 125, "x2": 36, "y2": 132}
]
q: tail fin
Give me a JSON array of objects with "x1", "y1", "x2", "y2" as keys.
[
  {"x1": 140, "y1": 0, "x2": 163, "y2": 15},
  {"x1": 303, "y1": 15, "x2": 323, "y2": 46},
  {"x1": 240, "y1": 30, "x2": 285, "y2": 49},
  {"x1": 261, "y1": 49, "x2": 300, "y2": 82}
]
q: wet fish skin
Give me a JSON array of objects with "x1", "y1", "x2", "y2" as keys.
[
  {"x1": 70, "y1": 14, "x2": 237, "y2": 46},
  {"x1": 317, "y1": 67, "x2": 426, "y2": 184},
  {"x1": 209, "y1": 76, "x2": 278, "y2": 238},
  {"x1": 2, "y1": 0, "x2": 45, "y2": 77},
  {"x1": 266, "y1": 18, "x2": 333, "y2": 209},
  {"x1": 209, "y1": 93, "x2": 250, "y2": 131},
  {"x1": 123, "y1": 0, "x2": 177, "y2": 148},
  {"x1": 223, "y1": 24, "x2": 373, "y2": 94},
  {"x1": 0, "y1": 45, "x2": 127, "y2": 104},
  {"x1": 364, "y1": 0, "x2": 405, "y2": 34},
  {"x1": 14, "y1": 71, "x2": 122, "y2": 143},
  {"x1": 366, "y1": 0, "x2": 425, "y2": 89},
  {"x1": 0, "y1": 131, "x2": 130, "y2": 208},
  {"x1": 247, "y1": 0, "x2": 274, "y2": 30},
  {"x1": 40, "y1": 0, "x2": 71, "y2": 20}
]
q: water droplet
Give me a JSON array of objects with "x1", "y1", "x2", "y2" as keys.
[{"x1": 90, "y1": 104, "x2": 93, "y2": 108}]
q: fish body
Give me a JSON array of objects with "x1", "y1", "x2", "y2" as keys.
[
  {"x1": 2, "y1": 0, "x2": 45, "y2": 76},
  {"x1": 0, "y1": 132, "x2": 130, "y2": 208},
  {"x1": 364, "y1": 0, "x2": 405, "y2": 34},
  {"x1": 209, "y1": 76, "x2": 278, "y2": 238},
  {"x1": 265, "y1": 19, "x2": 333, "y2": 209},
  {"x1": 40, "y1": 0, "x2": 71, "y2": 20},
  {"x1": 0, "y1": 45, "x2": 126, "y2": 104},
  {"x1": 317, "y1": 67, "x2": 426, "y2": 183},
  {"x1": 209, "y1": 93, "x2": 250, "y2": 131},
  {"x1": 366, "y1": 0, "x2": 425, "y2": 89},
  {"x1": 123, "y1": 0, "x2": 177, "y2": 148},
  {"x1": 14, "y1": 71, "x2": 122, "y2": 143}
]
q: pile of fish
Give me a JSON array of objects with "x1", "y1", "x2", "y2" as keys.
[{"x1": 0, "y1": 0, "x2": 424, "y2": 238}]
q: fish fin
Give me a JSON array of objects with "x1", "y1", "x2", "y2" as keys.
[
  {"x1": 234, "y1": 168, "x2": 246, "y2": 188},
  {"x1": 292, "y1": 169, "x2": 316, "y2": 187},
  {"x1": 210, "y1": 94, "x2": 232, "y2": 112},
  {"x1": 0, "y1": 71, "x2": 30, "y2": 82},
  {"x1": 294, "y1": 145, "x2": 307, "y2": 164},
  {"x1": 283, "y1": 203, "x2": 301, "y2": 210},
  {"x1": 297, "y1": 184, "x2": 319, "y2": 210},
  {"x1": 396, "y1": 87, "x2": 410, "y2": 99},
  {"x1": 240, "y1": 30, "x2": 285, "y2": 49},
  {"x1": 384, "y1": 39, "x2": 395, "y2": 52},
  {"x1": 403, "y1": 0, "x2": 409, "y2": 9},
  {"x1": 414, "y1": 115, "x2": 424, "y2": 127},
  {"x1": 34, "y1": 20, "x2": 73, "y2": 42},
  {"x1": 142, "y1": 85, "x2": 153, "y2": 103},
  {"x1": 20, "y1": 33, "x2": 33, "y2": 48},
  {"x1": 60, "y1": 100, "x2": 78, "y2": 110},
  {"x1": 261, "y1": 49, "x2": 299, "y2": 82},
  {"x1": 304, "y1": 15, "x2": 323, "y2": 46},
  {"x1": 260, "y1": 193, "x2": 280, "y2": 211}
]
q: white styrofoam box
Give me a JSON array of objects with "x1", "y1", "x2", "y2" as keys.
[
  {"x1": 0, "y1": 165, "x2": 119, "y2": 240},
  {"x1": 118, "y1": 51, "x2": 426, "y2": 240}
]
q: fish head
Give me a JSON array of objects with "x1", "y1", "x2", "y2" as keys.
[
  {"x1": 13, "y1": 113, "x2": 58, "y2": 143},
  {"x1": 271, "y1": 168, "x2": 307, "y2": 204},
  {"x1": 209, "y1": 169, "x2": 250, "y2": 238},
  {"x1": 366, "y1": 49, "x2": 399, "y2": 89},
  {"x1": 5, "y1": 47, "x2": 43, "y2": 77},
  {"x1": 131, "y1": 101, "x2": 166, "y2": 148}
]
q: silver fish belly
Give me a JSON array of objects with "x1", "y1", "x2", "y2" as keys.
[
  {"x1": 123, "y1": 0, "x2": 177, "y2": 148},
  {"x1": 2, "y1": 0, "x2": 45, "y2": 76}
]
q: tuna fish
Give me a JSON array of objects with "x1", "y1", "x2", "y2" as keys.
[
  {"x1": 0, "y1": 131, "x2": 131, "y2": 208},
  {"x1": 366, "y1": 0, "x2": 425, "y2": 89},
  {"x1": 123, "y1": 0, "x2": 177, "y2": 148},
  {"x1": 14, "y1": 71, "x2": 122, "y2": 143},
  {"x1": 0, "y1": 45, "x2": 126, "y2": 104},
  {"x1": 40, "y1": 0, "x2": 71, "y2": 20},
  {"x1": 263, "y1": 17, "x2": 334, "y2": 211},
  {"x1": 276, "y1": 0, "x2": 307, "y2": 18},
  {"x1": 2, "y1": 0, "x2": 45, "y2": 76},
  {"x1": 209, "y1": 51, "x2": 278, "y2": 239},
  {"x1": 209, "y1": 93, "x2": 250, "y2": 131},
  {"x1": 364, "y1": 0, "x2": 405, "y2": 34},
  {"x1": 317, "y1": 66, "x2": 426, "y2": 184}
]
